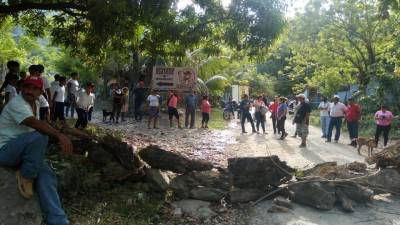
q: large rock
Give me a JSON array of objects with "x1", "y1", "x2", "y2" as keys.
[
  {"x1": 367, "y1": 169, "x2": 400, "y2": 194},
  {"x1": 171, "y1": 199, "x2": 216, "y2": 219},
  {"x1": 139, "y1": 145, "x2": 213, "y2": 174},
  {"x1": 0, "y1": 167, "x2": 42, "y2": 225},
  {"x1": 145, "y1": 168, "x2": 170, "y2": 192},
  {"x1": 228, "y1": 156, "x2": 294, "y2": 189},
  {"x1": 189, "y1": 187, "x2": 226, "y2": 202},
  {"x1": 289, "y1": 182, "x2": 336, "y2": 210}
]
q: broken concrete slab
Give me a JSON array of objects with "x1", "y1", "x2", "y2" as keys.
[
  {"x1": 228, "y1": 156, "x2": 294, "y2": 189},
  {"x1": 139, "y1": 145, "x2": 213, "y2": 173}
]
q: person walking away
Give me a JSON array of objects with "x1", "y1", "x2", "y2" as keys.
[
  {"x1": 134, "y1": 82, "x2": 146, "y2": 122},
  {"x1": 346, "y1": 97, "x2": 361, "y2": 147},
  {"x1": 51, "y1": 76, "x2": 67, "y2": 124},
  {"x1": 168, "y1": 91, "x2": 182, "y2": 128},
  {"x1": 318, "y1": 97, "x2": 330, "y2": 138},
  {"x1": 185, "y1": 90, "x2": 197, "y2": 128},
  {"x1": 0, "y1": 60, "x2": 20, "y2": 93},
  {"x1": 0, "y1": 76, "x2": 72, "y2": 225},
  {"x1": 112, "y1": 88, "x2": 124, "y2": 124},
  {"x1": 121, "y1": 87, "x2": 129, "y2": 122},
  {"x1": 294, "y1": 94, "x2": 311, "y2": 147},
  {"x1": 375, "y1": 106, "x2": 393, "y2": 147},
  {"x1": 254, "y1": 96, "x2": 267, "y2": 134},
  {"x1": 147, "y1": 90, "x2": 160, "y2": 129},
  {"x1": 4, "y1": 74, "x2": 18, "y2": 105},
  {"x1": 65, "y1": 73, "x2": 79, "y2": 118},
  {"x1": 269, "y1": 96, "x2": 279, "y2": 134},
  {"x1": 277, "y1": 97, "x2": 289, "y2": 140},
  {"x1": 75, "y1": 83, "x2": 95, "y2": 129},
  {"x1": 240, "y1": 94, "x2": 256, "y2": 133},
  {"x1": 201, "y1": 95, "x2": 211, "y2": 128},
  {"x1": 326, "y1": 95, "x2": 347, "y2": 143}
]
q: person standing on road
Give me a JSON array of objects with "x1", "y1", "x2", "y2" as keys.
[
  {"x1": 75, "y1": 82, "x2": 95, "y2": 129},
  {"x1": 112, "y1": 88, "x2": 124, "y2": 124},
  {"x1": 65, "y1": 72, "x2": 79, "y2": 118},
  {"x1": 277, "y1": 97, "x2": 288, "y2": 140},
  {"x1": 168, "y1": 91, "x2": 182, "y2": 128},
  {"x1": 121, "y1": 87, "x2": 129, "y2": 122},
  {"x1": 201, "y1": 95, "x2": 211, "y2": 129},
  {"x1": 184, "y1": 90, "x2": 197, "y2": 129},
  {"x1": 346, "y1": 97, "x2": 361, "y2": 147},
  {"x1": 134, "y1": 82, "x2": 146, "y2": 122},
  {"x1": 240, "y1": 94, "x2": 256, "y2": 133},
  {"x1": 254, "y1": 96, "x2": 267, "y2": 134},
  {"x1": 375, "y1": 105, "x2": 393, "y2": 147},
  {"x1": 51, "y1": 76, "x2": 67, "y2": 124},
  {"x1": 291, "y1": 96, "x2": 301, "y2": 138},
  {"x1": 147, "y1": 90, "x2": 160, "y2": 129},
  {"x1": 326, "y1": 95, "x2": 347, "y2": 143},
  {"x1": 269, "y1": 96, "x2": 279, "y2": 134},
  {"x1": 318, "y1": 97, "x2": 330, "y2": 138},
  {"x1": 294, "y1": 94, "x2": 311, "y2": 148}
]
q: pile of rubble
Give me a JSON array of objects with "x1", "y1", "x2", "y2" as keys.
[{"x1": 2, "y1": 127, "x2": 400, "y2": 224}]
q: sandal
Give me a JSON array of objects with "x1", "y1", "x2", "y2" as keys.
[{"x1": 16, "y1": 171, "x2": 33, "y2": 199}]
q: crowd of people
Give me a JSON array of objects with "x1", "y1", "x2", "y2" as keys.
[{"x1": 236, "y1": 93, "x2": 395, "y2": 149}]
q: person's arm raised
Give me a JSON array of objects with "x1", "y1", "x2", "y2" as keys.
[{"x1": 21, "y1": 117, "x2": 73, "y2": 155}]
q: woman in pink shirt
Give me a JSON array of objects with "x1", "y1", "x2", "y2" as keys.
[
  {"x1": 201, "y1": 95, "x2": 211, "y2": 128},
  {"x1": 168, "y1": 91, "x2": 181, "y2": 128},
  {"x1": 375, "y1": 105, "x2": 394, "y2": 147}
]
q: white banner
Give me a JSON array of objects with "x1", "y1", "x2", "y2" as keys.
[{"x1": 152, "y1": 67, "x2": 197, "y2": 92}]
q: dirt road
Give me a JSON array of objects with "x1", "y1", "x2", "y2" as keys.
[{"x1": 227, "y1": 117, "x2": 366, "y2": 169}]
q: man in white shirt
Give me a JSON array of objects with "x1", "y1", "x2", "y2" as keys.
[
  {"x1": 50, "y1": 74, "x2": 60, "y2": 97},
  {"x1": 75, "y1": 82, "x2": 95, "y2": 129},
  {"x1": 326, "y1": 95, "x2": 347, "y2": 143},
  {"x1": 0, "y1": 76, "x2": 72, "y2": 225},
  {"x1": 65, "y1": 72, "x2": 80, "y2": 118},
  {"x1": 318, "y1": 97, "x2": 330, "y2": 138},
  {"x1": 147, "y1": 90, "x2": 160, "y2": 129},
  {"x1": 52, "y1": 76, "x2": 67, "y2": 123}
]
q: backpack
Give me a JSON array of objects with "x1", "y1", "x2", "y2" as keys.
[{"x1": 260, "y1": 106, "x2": 268, "y2": 115}]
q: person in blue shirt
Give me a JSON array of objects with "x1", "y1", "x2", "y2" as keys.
[
  {"x1": 184, "y1": 90, "x2": 197, "y2": 128},
  {"x1": 240, "y1": 94, "x2": 256, "y2": 133},
  {"x1": 277, "y1": 97, "x2": 289, "y2": 140}
]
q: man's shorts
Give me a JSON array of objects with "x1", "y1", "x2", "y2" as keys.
[
  {"x1": 168, "y1": 107, "x2": 179, "y2": 120},
  {"x1": 296, "y1": 123, "x2": 309, "y2": 138}
]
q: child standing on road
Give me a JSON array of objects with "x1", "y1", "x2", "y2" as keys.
[
  {"x1": 201, "y1": 95, "x2": 211, "y2": 128},
  {"x1": 112, "y1": 88, "x2": 124, "y2": 124},
  {"x1": 75, "y1": 83, "x2": 95, "y2": 129},
  {"x1": 52, "y1": 76, "x2": 66, "y2": 124},
  {"x1": 121, "y1": 87, "x2": 129, "y2": 122}
]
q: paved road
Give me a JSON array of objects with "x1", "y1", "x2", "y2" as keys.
[{"x1": 226, "y1": 116, "x2": 366, "y2": 169}]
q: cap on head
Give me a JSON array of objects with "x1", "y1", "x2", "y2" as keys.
[
  {"x1": 333, "y1": 95, "x2": 340, "y2": 99},
  {"x1": 24, "y1": 76, "x2": 43, "y2": 89}
]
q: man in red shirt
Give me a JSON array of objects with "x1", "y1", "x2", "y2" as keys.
[
  {"x1": 269, "y1": 96, "x2": 280, "y2": 134},
  {"x1": 346, "y1": 97, "x2": 361, "y2": 147}
]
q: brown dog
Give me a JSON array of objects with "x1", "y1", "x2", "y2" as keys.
[{"x1": 357, "y1": 137, "x2": 376, "y2": 157}]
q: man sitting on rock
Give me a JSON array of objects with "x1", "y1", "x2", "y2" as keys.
[{"x1": 0, "y1": 76, "x2": 73, "y2": 225}]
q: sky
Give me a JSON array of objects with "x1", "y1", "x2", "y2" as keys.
[{"x1": 177, "y1": 0, "x2": 310, "y2": 17}]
